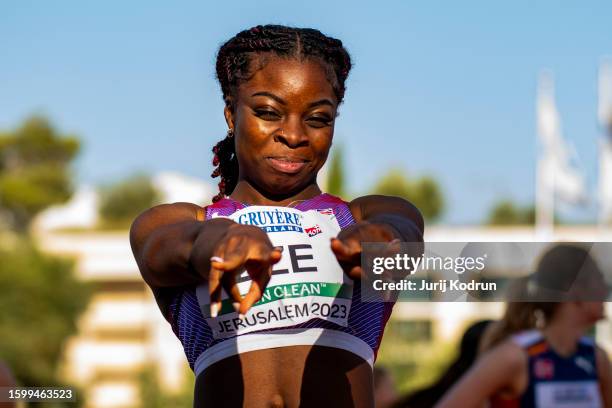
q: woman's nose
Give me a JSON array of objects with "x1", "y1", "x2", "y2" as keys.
[{"x1": 274, "y1": 118, "x2": 308, "y2": 148}]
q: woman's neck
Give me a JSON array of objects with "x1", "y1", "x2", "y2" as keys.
[
  {"x1": 541, "y1": 314, "x2": 588, "y2": 357},
  {"x1": 229, "y1": 181, "x2": 323, "y2": 206}
]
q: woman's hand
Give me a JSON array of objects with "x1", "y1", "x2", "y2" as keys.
[
  {"x1": 330, "y1": 222, "x2": 399, "y2": 280},
  {"x1": 207, "y1": 223, "x2": 282, "y2": 317}
]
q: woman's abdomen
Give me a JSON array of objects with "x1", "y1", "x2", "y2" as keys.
[{"x1": 194, "y1": 345, "x2": 374, "y2": 408}]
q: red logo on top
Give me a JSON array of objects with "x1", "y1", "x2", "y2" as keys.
[
  {"x1": 534, "y1": 359, "x2": 554, "y2": 379},
  {"x1": 304, "y1": 225, "x2": 322, "y2": 237}
]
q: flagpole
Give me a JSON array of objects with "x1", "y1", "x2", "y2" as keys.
[
  {"x1": 598, "y1": 58, "x2": 612, "y2": 229},
  {"x1": 536, "y1": 70, "x2": 587, "y2": 239},
  {"x1": 536, "y1": 154, "x2": 554, "y2": 238}
]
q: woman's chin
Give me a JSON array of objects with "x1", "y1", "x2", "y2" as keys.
[{"x1": 264, "y1": 177, "x2": 313, "y2": 196}]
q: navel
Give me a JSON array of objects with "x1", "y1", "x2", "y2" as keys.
[{"x1": 268, "y1": 393, "x2": 285, "y2": 408}]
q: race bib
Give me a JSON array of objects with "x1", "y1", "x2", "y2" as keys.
[
  {"x1": 535, "y1": 381, "x2": 602, "y2": 408},
  {"x1": 196, "y1": 205, "x2": 353, "y2": 339}
]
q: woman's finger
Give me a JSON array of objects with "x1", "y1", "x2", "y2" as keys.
[
  {"x1": 221, "y1": 270, "x2": 243, "y2": 313},
  {"x1": 331, "y1": 238, "x2": 361, "y2": 265},
  {"x1": 269, "y1": 247, "x2": 283, "y2": 265},
  {"x1": 213, "y1": 250, "x2": 246, "y2": 271},
  {"x1": 239, "y1": 280, "x2": 263, "y2": 316},
  {"x1": 208, "y1": 260, "x2": 224, "y2": 318},
  {"x1": 240, "y1": 246, "x2": 282, "y2": 275},
  {"x1": 347, "y1": 265, "x2": 363, "y2": 280},
  {"x1": 330, "y1": 238, "x2": 351, "y2": 260},
  {"x1": 239, "y1": 265, "x2": 272, "y2": 316}
]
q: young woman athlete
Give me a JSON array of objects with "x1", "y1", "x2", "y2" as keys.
[
  {"x1": 437, "y1": 244, "x2": 612, "y2": 408},
  {"x1": 130, "y1": 25, "x2": 423, "y2": 407}
]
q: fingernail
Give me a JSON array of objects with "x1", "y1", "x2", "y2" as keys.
[
  {"x1": 232, "y1": 302, "x2": 240, "y2": 313},
  {"x1": 210, "y1": 256, "x2": 224, "y2": 263},
  {"x1": 239, "y1": 313, "x2": 245, "y2": 320},
  {"x1": 390, "y1": 238, "x2": 401, "y2": 244},
  {"x1": 210, "y1": 303, "x2": 219, "y2": 318}
]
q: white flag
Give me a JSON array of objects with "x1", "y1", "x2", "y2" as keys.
[
  {"x1": 598, "y1": 58, "x2": 612, "y2": 129},
  {"x1": 537, "y1": 72, "x2": 587, "y2": 204}
]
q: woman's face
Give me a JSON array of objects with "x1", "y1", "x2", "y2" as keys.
[
  {"x1": 575, "y1": 268, "x2": 608, "y2": 324},
  {"x1": 577, "y1": 302, "x2": 605, "y2": 325},
  {"x1": 225, "y1": 55, "x2": 338, "y2": 197}
]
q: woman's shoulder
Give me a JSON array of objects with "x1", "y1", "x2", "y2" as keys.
[
  {"x1": 130, "y1": 202, "x2": 204, "y2": 251},
  {"x1": 471, "y1": 331, "x2": 531, "y2": 375},
  {"x1": 131, "y1": 202, "x2": 204, "y2": 230}
]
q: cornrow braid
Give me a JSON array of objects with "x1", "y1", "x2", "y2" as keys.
[
  {"x1": 210, "y1": 24, "x2": 352, "y2": 200},
  {"x1": 210, "y1": 132, "x2": 237, "y2": 203}
]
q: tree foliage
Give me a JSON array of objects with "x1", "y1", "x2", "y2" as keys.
[
  {"x1": 0, "y1": 238, "x2": 91, "y2": 391},
  {"x1": 373, "y1": 169, "x2": 444, "y2": 223},
  {"x1": 0, "y1": 116, "x2": 89, "y2": 407},
  {"x1": 98, "y1": 174, "x2": 161, "y2": 228},
  {"x1": 0, "y1": 116, "x2": 80, "y2": 232},
  {"x1": 486, "y1": 200, "x2": 535, "y2": 225}
]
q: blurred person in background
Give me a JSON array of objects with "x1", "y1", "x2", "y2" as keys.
[
  {"x1": 437, "y1": 244, "x2": 612, "y2": 408},
  {"x1": 0, "y1": 361, "x2": 16, "y2": 408},
  {"x1": 374, "y1": 365, "x2": 398, "y2": 408},
  {"x1": 392, "y1": 320, "x2": 492, "y2": 408},
  {"x1": 131, "y1": 24, "x2": 423, "y2": 407}
]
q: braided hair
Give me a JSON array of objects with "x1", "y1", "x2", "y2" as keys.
[{"x1": 211, "y1": 24, "x2": 352, "y2": 202}]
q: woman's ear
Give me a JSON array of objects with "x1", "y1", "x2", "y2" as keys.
[{"x1": 224, "y1": 102, "x2": 235, "y2": 131}]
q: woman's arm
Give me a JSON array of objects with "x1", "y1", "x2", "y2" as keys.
[
  {"x1": 129, "y1": 202, "x2": 237, "y2": 316},
  {"x1": 596, "y1": 345, "x2": 612, "y2": 406},
  {"x1": 349, "y1": 195, "x2": 424, "y2": 240},
  {"x1": 331, "y1": 195, "x2": 423, "y2": 279},
  {"x1": 129, "y1": 202, "x2": 235, "y2": 288},
  {"x1": 130, "y1": 202, "x2": 281, "y2": 316},
  {"x1": 435, "y1": 341, "x2": 527, "y2": 408}
]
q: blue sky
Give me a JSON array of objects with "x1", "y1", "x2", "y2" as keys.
[{"x1": 1, "y1": 1, "x2": 611, "y2": 224}]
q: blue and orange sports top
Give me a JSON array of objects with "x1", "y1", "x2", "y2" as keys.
[
  {"x1": 491, "y1": 330, "x2": 603, "y2": 408},
  {"x1": 166, "y1": 193, "x2": 395, "y2": 376}
]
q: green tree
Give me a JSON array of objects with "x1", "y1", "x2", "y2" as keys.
[
  {"x1": 0, "y1": 238, "x2": 91, "y2": 394},
  {"x1": 373, "y1": 169, "x2": 411, "y2": 199},
  {"x1": 487, "y1": 200, "x2": 522, "y2": 225},
  {"x1": 522, "y1": 205, "x2": 536, "y2": 225},
  {"x1": 373, "y1": 169, "x2": 445, "y2": 223},
  {"x1": 326, "y1": 145, "x2": 345, "y2": 197},
  {"x1": 0, "y1": 116, "x2": 89, "y2": 407},
  {"x1": 98, "y1": 174, "x2": 161, "y2": 228},
  {"x1": 0, "y1": 116, "x2": 80, "y2": 232},
  {"x1": 486, "y1": 200, "x2": 536, "y2": 225},
  {"x1": 410, "y1": 177, "x2": 444, "y2": 223}
]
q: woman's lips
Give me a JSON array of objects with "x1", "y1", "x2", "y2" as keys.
[{"x1": 266, "y1": 157, "x2": 308, "y2": 174}]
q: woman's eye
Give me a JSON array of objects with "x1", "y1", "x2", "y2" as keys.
[
  {"x1": 254, "y1": 110, "x2": 280, "y2": 120},
  {"x1": 307, "y1": 116, "x2": 332, "y2": 127}
]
